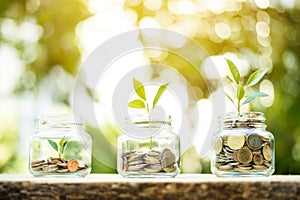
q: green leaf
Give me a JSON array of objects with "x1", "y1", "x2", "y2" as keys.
[
  {"x1": 225, "y1": 59, "x2": 240, "y2": 85},
  {"x1": 242, "y1": 92, "x2": 269, "y2": 105},
  {"x1": 242, "y1": 96, "x2": 255, "y2": 105},
  {"x1": 47, "y1": 139, "x2": 58, "y2": 152},
  {"x1": 245, "y1": 68, "x2": 268, "y2": 87},
  {"x1": 133, "y1": 78, "x2": 146, "y2": 100},
  {"x1": 59, "y1": 136, "x2": 66, "y2": 148},
  {"x1": 128, "y1": 99, "x2": 146, "y2": 109},
  {"x1": 249, "y1": 92, "x2": 269, "y2": 97},
  {"x1": 237, "y1": 85, "x2": 245, "y2": 100},
  {"x1": 225, "y1": 93, "x2": 235, "y2": 106},
  {"x1": 153, "y1": 83, "x2": 169, "y2": 108},
  {"x1": 61, "y1": 140, "x2": 68, "y2": 154}
]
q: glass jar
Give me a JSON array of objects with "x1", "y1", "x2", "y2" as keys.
[
  {"x1": 29, "y1": 114, "x2": 92, "y2": 177},
  {"x1": 211, "y1": 112, "x2": 275, "y2": 177},
  {"x1": 117, "y1": 116, "x2": 180, "y2": 177}
]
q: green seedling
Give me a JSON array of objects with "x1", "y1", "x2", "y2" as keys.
[
  {"x1": 47, "y1": 136, "x2": 69, "y2": 159},
  {"x1": 225, "y1": 58, "x2": 269, "y2": 115},
  {"x1": 128, "y1": 78, "x2": 169, "y2": 148}
]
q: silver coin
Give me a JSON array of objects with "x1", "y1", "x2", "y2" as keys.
[
  {"x1": 128, "y1": 160, "x2": 144, "y2": 166},
  {"x1": 127, "y1": 153, "x2": 144, "y2": 162},
  {"x1": 42, "y1": 165, "x2": 59, "y2": 172},
  {"x1": 143, "y1": 156, "x2": 160, "y2": 165},
  {"x1": 161, "y1": 151, "x2": 176, "y2": 168},
  {"x1": 144, "y1": 164, "x2": 162, "y2": 173},
  {"x1": 56, "y1": 169, "x2": 69, "y2": 173},
  {"x1": 147, "y1": 150, "x2": 161, "y2": 157},
  {"x1": 56, "y1": 162, "x2": 68, "y2": 168},
  {"x1": 127, "y1": 164, "x2": 148, "y2": 171}
]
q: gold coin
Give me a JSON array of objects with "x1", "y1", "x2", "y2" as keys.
[
  {"x1": 219, "y1": 164, "x2": 233, "y2": 170},
  {"x1": 238, "y1": 165, "x2": 252, "y2": 170},
  {"x1": 214, "y1": 137, "x2": 223, "y2": 153},
  {"x1": 253, "y1": 153, "x2": 264, "y2": 165},
  {"x1": 264, "y1": 160, "x2": 271, "y2": 168},
  {"x1": 227, "y1": 135, "x2": 245, "y2": 150},
  {"x1": 261, "y1": 135, "x2": 271, "y2": 142},
  {"x1": 263, "y1": 144, "x2": 272, "y2": 161},
  {"x1": 247, "y1": 134, "x2": 262, "y2": 150},
  {"x1": 236, "y1": 166, "x2": 251, "y2": 172},
  {"x1": 253, "y1": 165, "x2": 268, "y2": 170},
  {"x1": 237, "y1": 146, "x2": 253, "y2": 164}
]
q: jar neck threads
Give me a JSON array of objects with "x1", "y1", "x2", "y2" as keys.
[
  {"x1": 37, "y1": 114, "x2": 83, "y2": 130},
  {"x1": 125, "y1": 115, "x2": 172, "y2": 131},
  {"x1": 223, "y1": 112, "x2": 266, "y2": 129}
]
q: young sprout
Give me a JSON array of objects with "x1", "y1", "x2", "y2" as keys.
[
  {"x1": 128, "y1": 78, "x2": 169, "y2": 148},
  {"x1": 225, "y1": 58, "x2": 269, "y2": 116},
  {"x1": 47, "y1": 136, "x2": 69, "y2": 159}
]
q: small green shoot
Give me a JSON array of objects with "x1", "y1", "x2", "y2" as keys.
[
  {"x1": 47, "y1": 136, "x2": 69, "y2": 159},
  {"x1": 128, "y1": 78, "x2": 169, "y2": 148},
  {"x1": 225, "y1": 58, "x2": 269, "y2": 115}
]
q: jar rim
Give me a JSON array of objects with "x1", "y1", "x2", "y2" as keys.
[
  {"x1": 224, "y1": 112, "x2": 265, "y2": 122},
  {"x1": 223, "y1": 112, "x2": 266, "y2": 129},
  {"x1": 126, "y1": 114, "x2": 172, "y2": 125},
  {"x1": 37, "y1": 113, "x2": 83, "y2": 126}
]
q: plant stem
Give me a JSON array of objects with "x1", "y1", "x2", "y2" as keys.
[
  {"x1": 145, "y1": 102, "x2": 153, "y2": 149},
  {"x1": 237, "y1": 99, "x2": 240, "y2": 116}
]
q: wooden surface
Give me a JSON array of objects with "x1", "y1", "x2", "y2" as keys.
[{"x1": 0, "y1": 174, "x2": 300, "y2": 199}]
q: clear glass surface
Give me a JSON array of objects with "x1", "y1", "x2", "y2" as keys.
[
  {"x1": 211, "y1": 112, "x2": 275, "y2": 177},
  {"x1": 117, "y1": 119, "x2": 181, "y2": 178},
  {"x1": 29, "y1": 114, "x2": 92, "y2": 177}
]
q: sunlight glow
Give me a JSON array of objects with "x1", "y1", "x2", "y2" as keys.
[
  {"x1": 144, "y1": 0, "x2": 162, "y2": 11},
  {"x1": 0, "y1": 45, "x2": 24, "y2": 95},
  {"x1": 77, "y1": 0, "x2": 135, "y2": 57},
  {"x1": 259, "y1": 79, "x2": 274, "y2": 107},
  {"x1": 202, "y1": 56, "x2": 227, "y2": 79},
  {"x1": 215, "y1": 22, "x2": 231, "y2": 39},
  {"x1": 255, "y1": 0, "x2": 270, "y2": 9}
]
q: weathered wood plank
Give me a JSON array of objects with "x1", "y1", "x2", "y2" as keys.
[{"x1": 0, "y1": 174, "x2": 299, "y2": 200}]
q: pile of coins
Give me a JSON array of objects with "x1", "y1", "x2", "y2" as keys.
[
  {"x1": 31, "y1": 157, "x2": 89, "y2": 173},
  {"x1": 121, "y1": 148, "x2": 178, "y2": 173},
  {"x1": 214, "y1": 133, "x2": 272, "y2": 172}
]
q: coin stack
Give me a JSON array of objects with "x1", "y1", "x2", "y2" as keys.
[
  {"x1": 121, "y1": 148, "x2": 177, "y2": 173},
  {"x1": 31, "y1": 157, "x2": 89, "y2": 173},
  {"x1": 214, "y1": 133, "x2": 272, "y2": 173}
]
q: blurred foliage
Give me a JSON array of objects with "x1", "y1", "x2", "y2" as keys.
[
  {"x1": 0, "y1": 0, "x2": 91, "y2": 93},
  {"x1": 0, "y1": 116, "x2": 18, "y2": 172},
  {"x1": 1, "y1": 0, "x2": 300, "y2": 175},
  {"x1": 0, "y1": 0, "x2": 91, "y2": 172},
  {"x1": 126, "y1": 0, "x2": 300, "y2": 174},
  {"x1": 85, "y1": 124, "x2": 117, "y2": 173}
]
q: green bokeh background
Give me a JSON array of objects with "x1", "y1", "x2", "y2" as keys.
[{"x1": 0, "y1": 0, "x2": 300, "y2": 174}]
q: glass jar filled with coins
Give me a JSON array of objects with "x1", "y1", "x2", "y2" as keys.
[
  {"x1": 29, "y1": 114, "x2": 92, "y2": 177},
  {"x1": 117, "y1": 116, "x2": 180, "y2": 177},
  {"x1": 211, "y1": 112, "x2": 275, "y2": 176}
]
